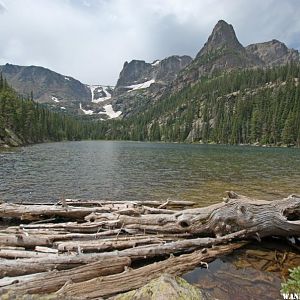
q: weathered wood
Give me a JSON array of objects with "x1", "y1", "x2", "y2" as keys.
[
  {"x1": 19, "y1": 221, "x2": 123, "y2": 233},
  {"x1": 0, "y1": 233, "x2": 52, "y2": 247},
  {"x1": 56, "y1": 243, "x2": 243, "y2": 299},
  {"x1": 0, "y1": 203, "x2": 107, "y2": 221},
  {"x1": 62, "y1": 199, "x2": 196, "y2": 208},
  {"x1": 0, "y1": 248, "x2": 57, "y2": 259},
  {"x1": 0, "y1": 230, "x2": 247, "y2": 277},
  {"x1": 0, "y1": 256, "x2": 131, "y2": 294},
  {"x1": 79, "y1": 194, "x2": 300, "y2": 238},
  {"x1": 0, "y1": 192, "x2": 299, "y2": 299},
  {"x1": 55, "y1": 235, "x2": 170, "y2": 253}
]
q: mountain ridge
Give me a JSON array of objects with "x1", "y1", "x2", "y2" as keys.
[{"x1": 1, "y1": 20, "x2": 299, "y2": 121}]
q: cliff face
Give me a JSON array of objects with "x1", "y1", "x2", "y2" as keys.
[
  {"x1": 112, "y1": 55, "x2": 192, "y2": 116},
  {"x1": 0, "y1": 64, "x2": 91, "y2": 103},
  {"x1": 246, "y1": 39, "x2": 299, "y2": 66},
  {"x1": 0, "y1": 64, "x2": 121, "y2": 119}
]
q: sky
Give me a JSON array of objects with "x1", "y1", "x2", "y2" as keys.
[{"x1": 0, "y1": 0, "x2": 299, "y2": 85}]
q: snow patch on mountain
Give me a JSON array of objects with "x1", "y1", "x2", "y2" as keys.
[
  {"x1": 64, "y1": 77, "x2": 70, "y2": 81},
  {"x1": 126, "y1": 79, "x2": 155, "y2": 91},
  {"x1": 99, "y1": 105, "x2": 122, "y2": 119},
  {"x1": 51, "y1": 96, "x2": 59, "y2": 103},
  {"x1": 151, "y1": 60, "x2": 160, "y2": 66},
  {"x1": 89, "y1": 85, "x2": 112, "y2": 103}
]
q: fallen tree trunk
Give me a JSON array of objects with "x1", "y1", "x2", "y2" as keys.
[
  {"x1": 0, "y1": 192, "x2": 299, "y2": 299},
  {"x1": 80, "y1": 193, "x2": 300, "y2": 238},
  {"x1": 56, "y1": 243, "x2": 244, "y2": 299},
  {"x1": 0, "y1": 230, "x2": 246, "y2": 277},
  {"x1": 0, "y1": 256, "x2": 131, "y2": 294},
  {"x1": 0, "y1": 248, "x2": 57, "y2": 259}
]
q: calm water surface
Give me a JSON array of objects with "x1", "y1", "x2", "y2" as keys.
[{"x1": 0, "y1": 141, "x2": 300, "y2": 204}]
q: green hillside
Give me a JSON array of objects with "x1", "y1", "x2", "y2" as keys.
[
  {"x1": 115, "y1": 64, "x2": 300, "y2": 146},
  {"x1": 1, "y1": 64, "x2": 300, "y2": 147}
]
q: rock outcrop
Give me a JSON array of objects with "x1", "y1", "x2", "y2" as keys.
[
  {"x1": 246, "y1": 39, "x2": 299, "y2": 66},
  {"x1": 112, "y1": 55, "x2": 192, "y2": 116},
  {"x1": 0, "y1": 64, "x2": 91, "y2": 107},
  {"x1": 113, "y1": 274, "x2": 205, "y2": 300}
]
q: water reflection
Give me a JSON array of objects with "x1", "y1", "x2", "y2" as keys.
[{"x1": 0, "y1": 141, "x2": 300, "y2": 203}]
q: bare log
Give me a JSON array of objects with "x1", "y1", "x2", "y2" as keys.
[
  {"x1": 78, "y1": 194, "x2": 300, "y2": 238},
  {"x1": 0, "y1": 231, "x2": 247, "y2": 277},
  {"x1": 0, "y1": 248, "x2": 57, "y2": 259},
  {"x1": 62, "y1": 199, "x2": 196, "y2": 208},
  {"x1": 0, "y1": 203, "x2": 128, "y2": 222},
  {"x1": 56, "y1": 243, "x2": 243, "y2": 299},
  {"x1": 55, "y1": 235, "x2": 170, "y2": 253},
  {"x1": 0, "y1": 233, "x2": 52, "y2": 248},
  {"x1": 0, "y1": 256, "x2": 131, "y2": 294}
]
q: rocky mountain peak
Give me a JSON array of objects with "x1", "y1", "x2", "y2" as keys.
[
  {"x1": 197, "y1": 20, "x2": 244, "y2": 58},
  {"x1": 116, "y1": 60, "x2": 153, "y2": 87},
  {"x1": 246, "y1": 39, "x2": 299, "y2": 66}
]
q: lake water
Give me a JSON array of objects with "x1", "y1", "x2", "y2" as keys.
[{"x1": 0, "y1": 141, "x2": 300, "y2": 204}]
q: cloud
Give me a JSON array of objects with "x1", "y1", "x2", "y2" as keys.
[
  {"x1": 0, "y1": 1, "x2": 6, "y2": 13},
  {"x1": 0, "y1": 0, "x2": 299, "y2": 85}
]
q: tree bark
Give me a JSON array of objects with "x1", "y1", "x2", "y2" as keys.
[{"x1": 0, "y1": 256, "x2": 131, "y2": 294}]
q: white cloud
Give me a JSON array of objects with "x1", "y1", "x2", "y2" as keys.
[{"x1": 0, "y1": 0, "x2": 299, "y2": 85}]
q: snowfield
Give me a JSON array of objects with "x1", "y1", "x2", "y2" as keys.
[
  {"x1": 126, "y1": 79, "x2": 155, "y2": 91},
  {"x1": 89, "y1": 85, "x2": 112, "y2": 103},
  {"x1": 99, "y1": 105, "x2": 122, "y2": 119},
  {"x1": 51, "y1": 96, "x2": 59, "y2": 103},
  {"x1": 151, "y1": 60, "x2": 160, "y2": 66}
]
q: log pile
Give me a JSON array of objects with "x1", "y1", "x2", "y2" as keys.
[{"x1": 0, "y1": 192, "x2": 299, "y2": 299}]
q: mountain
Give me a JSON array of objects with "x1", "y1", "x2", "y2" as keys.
[
  {"x1": 1, "y1": 19, "x2": 299, "y2": 148},
  {"x1": 246, "y1": 39, "x2": 299, "y2": 66},
  {"x1": 103, "y1": 21, "x2": 300, "y2": 146},
  {"x1": 0, "y1": 64, "x2": 121, "y2": 119},
  {"x1": 112, "y1": 20, "x2": 299, "y2": 118},
  {"x1": 173, "y1": 20, "x2": 299, "y2": 91},
  {"x1": 0, "y1": 64, "x2": 90, "y2": 110},
  {"x1": 112, "y1": 55, "x2": 192, "y2": 116}
]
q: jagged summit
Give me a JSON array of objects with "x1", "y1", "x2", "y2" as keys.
[{"x1": 196, "y1": 20, "x2": 244, "y2": 58}]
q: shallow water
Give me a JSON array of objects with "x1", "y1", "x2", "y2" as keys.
[
  {"x1": 0, "y1": 141, "x2": 300, "y2": 204},
  {"x1": 183, "y1": 241, "x2": 300, "y2": 300}
]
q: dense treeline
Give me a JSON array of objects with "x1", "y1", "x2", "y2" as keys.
[
  {"x1": 1, "y1": 64, "x2": 300, "y2": 147},
  {"x1": 0, "y1": 74, "x2": 110, "y2": 146},
  {"x1": 117, "y1": 64, "x2": 300, "y2": 146}
]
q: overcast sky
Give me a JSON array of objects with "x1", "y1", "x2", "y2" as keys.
[{"x1": 0, "y1": 0, "x2": 299, "y2": 85}]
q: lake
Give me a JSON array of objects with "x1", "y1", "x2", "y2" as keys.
[{"x1": 0, "y1": 141, "x2": 299, "y2": 204}]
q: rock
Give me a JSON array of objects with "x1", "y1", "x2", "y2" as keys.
[
  {"x1": 246, "y1": 39, "x2": 299, "y2": 66},
  {"x1": 196, "y1": 20, "x2": 245, "y2": 57},
  {"x1": 115, "y1": 60, "x2": 153, "y2": 88},
  {"x1": 0, "y1": 64, "x2": 92, "y2": 115},
  {"x1": 170, "y1": 20, "x2": 299, "y2": 96},
  {"x1": 112, "y1": 274, "x2": 204, "y2": 300},
  {"x1": 3, "y1": 128, "x2": 24, "y2": 147},
  {"x1": 113, "y1": 55, "x2": 192, "y2": 116}
]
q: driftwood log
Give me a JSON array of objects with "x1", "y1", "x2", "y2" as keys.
[{"x1": 0, "y1": 192, "x2": 299, "y2": 299}]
